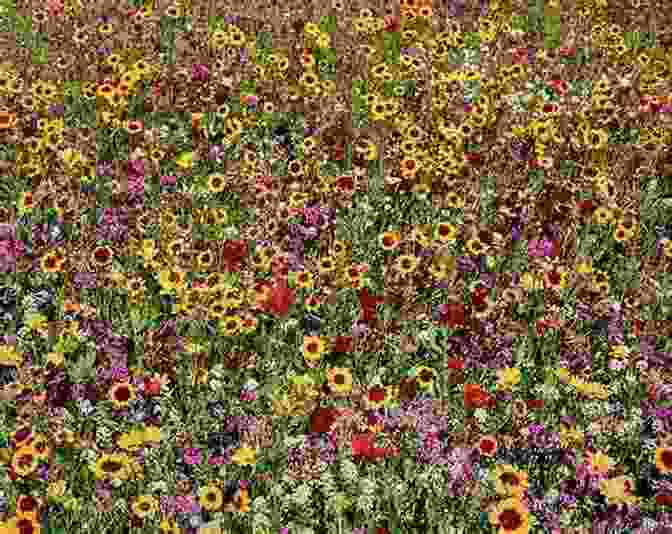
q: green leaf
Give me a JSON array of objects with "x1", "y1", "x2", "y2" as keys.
[
  {"x1": 15, "y1": 14, "x2": 31, "y2": 33},
  {"x1": 319, "y1": 15, "x2": 337, "y2": 34},
  {"x1": 463, "y1": 31, "x2": 481, "y2": 49},
  {"x1": 383, "y1": 32, "x2": 401, "y2": 64}
]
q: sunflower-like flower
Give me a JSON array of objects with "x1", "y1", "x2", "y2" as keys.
[
  {"x1": 493, "y1": 465, "x2": 529, "y2": 497},
  {"x1": 199, "y1": 484, "x2": 224, "y2": 511},
  {"x1": 95, "y1": 452, "x2": 132, "y2": 481},
  {"x1": 131, "y1": 495, "x2": 159, "y2": 518},
  {"x1": 488, "y1": 497, "x2": 530, "y2": 534}
]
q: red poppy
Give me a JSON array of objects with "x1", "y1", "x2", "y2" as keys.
[
  {"x1": 376, "y1": 528, "x2": 390, "y2": 534},
  {"x1": 359, "y1": 288, "x2": 384, "y2": 323},
  {"x1": 336, "y1": 175, "x2": 354, "y2": 192},
  {"x1": 333, "y1": 336, "x2": 353, "y2": 353},
  {"x1": 648, "y1": 384, "x2": 657, "y2": 401},
  {"x1": 16, "y1": 518, "x2": 36, "y2": 534},
  {"x1": 478, "y1": 436, "x2": 497, "y2": 456},
  {"x1": 222, "y1": 240, "x2": 247, "y2": 271},
  {"x1": 632, "y1": 319, "x2": 643, "y2": 337},
  {"x1": 464, "y1": 152, "x2": 481, "y2": 163},
  {"x1": 17, "y1": 495, "x2": 38, "y2": 513},
  {"x1": 368, "y1": 387, "x2": 386, "y2": 402},
  {"x1": 352, "y1": 433, "x2": 396, "y2": 460},
  {"x1": 332, "y1": 143, "x2": 346, "y2": 161},
  {"x1": 526, "y1": 399, "x2": 544, "y2": 410},
  {"x1": 144, "y1": 377, "x2": 161, "y2": 396},
  {"x1": 472, "y1": 286, "x2": 489, "y2": 307},
  {"x1": 657, "y1": 494, "x2": 672, "y2": 506},
  {"x1": 549, "y1": 79, "x2": 568, "y2": 96},
  {"x1": 267, "y1": 280, "x2": 295, "y2": 317},
  {"x1": 441, "y1": 303, "x2": 465, "y2": 328},
  {"x1": 311, "y1": 407, "x2": 338, "y2": 433},
  {"x1": 559, "y1": 47, "x2": 577, "y2": 57},
  {"x1": 447, "y1": 358, "x2": 465, "y2": 370},
  {"x1": 464, "y1": 384, "x2": 494, "y2": 409}
]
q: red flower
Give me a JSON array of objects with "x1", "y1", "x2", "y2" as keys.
[
  {"x1": 268, "y1": 281, "x2": 295, "y2": 317},
  {"x1": 464, "y1": 384, "x2": 494, "y2": 409},
  {"x1": 577, "y1": 199, "x2": 594, "y2": 212},
  {"x1": 336, "y1": 175, "x2": 354, "y2": 192},
  {"x1": 222, "y1": 240, "x2": 247, "y2": 271},
  {"x1": 472, "y1": 286, "x2": 489, "y2": 307},
  {"x1": 447, "y1": 358, "x2": 465, "y2": 370},
  {"x1": 384, "y1": 15, "x2": 400, "y2": 32},
  {"x1": 333, "y1": 336, "x2": 353, "y2": 353},
  {"x1": 359, "y1": 288, "x2": 384, "y2": 323},
  {"x1": 333, "y1": 144, "x2": 346, "y2": 161},
  {"x1": 657, "y1": 494, "x2": 672, "y2": 506},
  {"x1": 559, "y1": 47, "x2": 577, "y2": 57},
  {"x1": 442, "y1": 303, "x2": 465, "y2": 328},
  {"x1": 376, "y1": 528, "x2": 390, "y2": 534},
  {"x1": 464, "y1": 152, "x2": 481, "y2": 163},
  {"x1": 526, "y1": 399, "x2": 544, "y2": 410},
  {"x1": 632, "y1": 319, "x2": 643, "y2": 337},
  {"x1": 352, "y1": 433, "x2": 397, "y2": 461},
  {"x1": 144, "y1": 377, "x2": 161, "y2": 396},
  {"x1": 311, "y1": 407, "x2": 338, "y2": 433},
  {"x1": 368, "y1": 387, "x2": 386, "y2": 403},
  {"x1": 648, "y1": 384, "x2": 657, "y2": 401}
]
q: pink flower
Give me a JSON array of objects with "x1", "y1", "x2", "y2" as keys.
[
  {"x1": 175, "y1": 495, "x2": 198, "y2": 513},
  {"x1": 183, "y1": 448, "x2": 202, "y2": 465},
  {"x1": 160, "y1": 175, "x2": 177, "y2": 186},
  {"x1": 208, "y1": 455, "x2": 227, "y2": 465}
]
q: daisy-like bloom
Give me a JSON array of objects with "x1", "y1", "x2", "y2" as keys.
[
  {"x1": 613, "y1": 224, "x2": 634, "y2": 242},
  {"x1": 587, "y1": 450, "x2": 613, "y2": 476},
  {"x1": 131, "y1": 495, "x2": 159, "y2": 518},
  {"x1": 414, "y1": 365, "x2": 434, "y2": 389},
  {"x1": 656, "y1": 447, "x2": 672, "y2": 474},
  {"x1": 478, "y1": 435, "x2": 498, "y2": 457},
  {"x1": 295, "y1": 271, "x2": 314, "y2": 289},
  {"x1": 380, "y1": 230, "x2": 401, "y2": 250},
  {"x1": 395, "y1": 254, "x2": 418, "y2": 274},
  {"x1": 12, "y1": 446, "x2": 39, "y2": 478},
  {"x1": 592, "y1": 270, "x2": 610, "y2": 292},
  {"x1": 109, "y1": 381, "x2": 136, "y2": 409},
  {"x1": 465, "y1": 238, "x2": 485, "y2": 256},
  {"x1": 158, "y1": 270, "x2": 186, "y2": 292},
  {"x1": 208, "y1": 174, "x2": 226, "y2": 193},
  {"x1": 436, "y1": 222, "x2": 457, "y2": 242},
  {"x1": 199, "y1": 484, "x2": 224, "y2": 511},
  {"x1": 95, "y1": 453, "x2": 131, "y2": 481},
  {"x1": 592, "y1": 206, "x2": 613, "y2": 225},
  {"x1": 220, "y1": 315, "x2": 241, "y2": 336},
  {"x1": 489, "y1": 497, "x2": 530, "y2": 534},
  {"x1": 319, "y1": 256, "x2": 337, "y2": 274},
  {"x1": 497, "y1": 368, "x2": 522, "y2": 391},
  {"x1": 599, "y1": 475, "x2": 639, "y2": 505},
  {"x1": 231, "y1": 446, "x2": 256, "y2": 466},
  {"x1": 303, "y1": 336, "x2": 325, "y2": 363},
  {"x1": 327, "y1": 367, "x2": 353, "y2": 394},
  {"x1": 493, "y1": 465, "x2": 529, "y2": 497}
]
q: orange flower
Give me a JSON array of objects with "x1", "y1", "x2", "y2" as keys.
[
  {"x1": 16, "y1": 495, "x2": 40, "y2": 520},
  {"x1": 400, "y1": 157, "x2": 419, "y2": 178},
  {"x1": 379, "y1": 231, "x2": 401, "y2": 250},
  {"x1": 0, "y1": 111, "x2": 17, "y2": 129},
  {"x1": 464, "y1": 384, "x2": 495, "y2": 409},
  {"x1": 656, "y1": 448, "x2": 672, "y2": 474}
]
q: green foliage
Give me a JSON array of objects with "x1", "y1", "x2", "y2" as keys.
[
  {"x1": 383, "y1": 32, "x2": 401, "y2": 64},
  {"x1": 319, "y1": 15, "x2": 337, "y2": 34}
]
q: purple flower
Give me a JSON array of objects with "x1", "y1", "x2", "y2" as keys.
[
  {"x1": 183, "y1": 448, "x2": 202, "y2": 465},
  {"x1": 209, "y1": 145, "x2": 225, "y2": 162},
  {"x1": 191, "y1": 63, "x2": 209, "y2": 82},
  {"x1": 457, "y1": 256, "x2": 478, "y2": 272},
  {"x1": 160, "y1": 175, "x2": 177, "y2": 186},
  {"x1": 511, "y1": 223, "x2": 522, "y2": 240},
  {"x1": 352, "y1": 320, "x2": 369, "y2": 337},
  {"x1": 96, "y1": 160, "x2": 113, "y2": 176}
]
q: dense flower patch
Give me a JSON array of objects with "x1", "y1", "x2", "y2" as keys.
[{"x1": 1, "y1": 0, "x2": 672, "y2": 533}]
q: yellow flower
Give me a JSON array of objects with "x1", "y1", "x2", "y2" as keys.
[
  {"x1": 94, "y1": 452, "x2": 131, "y2": 480},
  {"x1": 592, "y1": 206, "x2": 613, "y2": 225},
  {"x1": 231, "y1": 446, "x2": 256, "y2": 466},
  {"x1": 599, "y1": 476, "x2": 639, "y2": 505},
  {"x1": 609, "y1": 344, "x2": 629, "y2": 359},
  {"x1": 578, "y1": 381, "x2": 609, "y2": 400},
  {"x1": 316, "y1": 32, "x2": 331, "y2": 48},
  {"x1": 492, "y1": 465, "x2": 529, "y2": 497},
  {"x1": 143, "y1": 426, "x2": 161, "y2": 444},
  {"x1": 303, "y1": 336, "x2": 326, "y2": 362},
  {"x1": 12, "y1": 446, "x2": 39, "y2": 478},
  {"x1": 592, "y1": 270, "x2": 609, "y2": 292},
  {"x1": 465, "y1": 238, "x2": 485, "y2": 256},
  {"x1": 395, "y1": 254, "x2": 418, "y2": 274},
  {"x1": 319, "y1": 256, "x2": 337, "y2": 274},
  {"x1": 199, "y1": 484, "x2": 224, "y2": 511},
  {"x1": 158, "y1": 270, "x2": 186, "y2": 292},
  {"x1": 118, "y1": 430, "x2": 145, "y2": 451},
  {"x1": 415, "y1": 365, "x2": 434, "y2": 388},
  {"x1": 587, "y1": 450, "x2": 612, "y2": 475},
  {"x1": 131, "y1": 495, "x2": 159, "y2": 518},
  {"x1": 109, "y1": 382, "x2": 136, "y2": 409},
  {"x1": 559, "y1": 424, "x2": 584, "y2": 448},
  {"x1": 575, "y1": 261, "x2": 592, "y2": 274},
  {"x1": 557, "y1": 367, "x2": 572, "y2": 383},
  {"x1": 663, "y1": 239, "x2": 672, "y2": 258},
  {"x1": 327, "y1": 367, "x2": 353, "y2": 394},
  {"x1": 175, "y1": 151, "x2": 194, "y2": 169},
  {"x1": 160, "y1": 519, "x2": 181, "y2": 534},
  {"x1": 489, "y1": 497, "x2": 530, "y2": 534},
  {"x1": 436, "y1": 222, "x2": 457, "y2": 242},
  {"x1": 497, "y1": 368, "x2": 522, "y2": 390},
  {"x1": 0, "y1": 344, "x2": 23, "y2": 366},
  {"x1": 294, "y1": 271, "x2": 314, "y2": 289},
  {"x1": 220, "y1": 315, "x2": 241, "y2": 336},
  {"x1": 614, "y1": 224, "x2": 634, "y2": 242},
  {"x1": 48, "y1": 480, "x2": 66, "y2": 499},
  {"x1": 520, "y1": 272, "x2": 544, "y2": 291}
]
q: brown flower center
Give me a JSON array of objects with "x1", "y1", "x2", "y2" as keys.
[
  {"x1": 662, "y1": 449, "x2": 672, "y2": 468},
  {"x1": 500, "y1": 473, "x2": 519, "y2": 486},
  {"x1": 102, "y1": 460, "x2": 122, "y2": 472},
  {"x1": 334, "y1": 374, "x2": 345, "y2": 385},
  {"x1": 114, "y1": 386, "x2": 131, "y2": 402},
  {"x1": 499, "y1": 509, "x2": 523, "y2": 530},
  {"x1": 94, "y1": 248, "x2": 111, "y2": 263}
]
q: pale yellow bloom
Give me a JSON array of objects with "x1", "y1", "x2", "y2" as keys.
[
  {"x1": 497, "y1": 368, "x2": 522, "y2": 390},
  {"x1": 231, "y1": 446, "x2": 256, "y2": 466}
]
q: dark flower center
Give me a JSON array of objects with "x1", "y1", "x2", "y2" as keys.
[
  {"x1": 499, "y1": 509, "x2": 522, "y2": 530},
  {"x1": 114, "y1": 386, "x2": 131, "y2": 402},
  {"x1": 662, "y1": 449, "x2": 672, "y2": 468},
  {"x1": 334, "y1": 374, "x2": 345, "y2": 385},
  {"x1": 500, "y1": 473, "x2": 519, "y2": 486}
]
